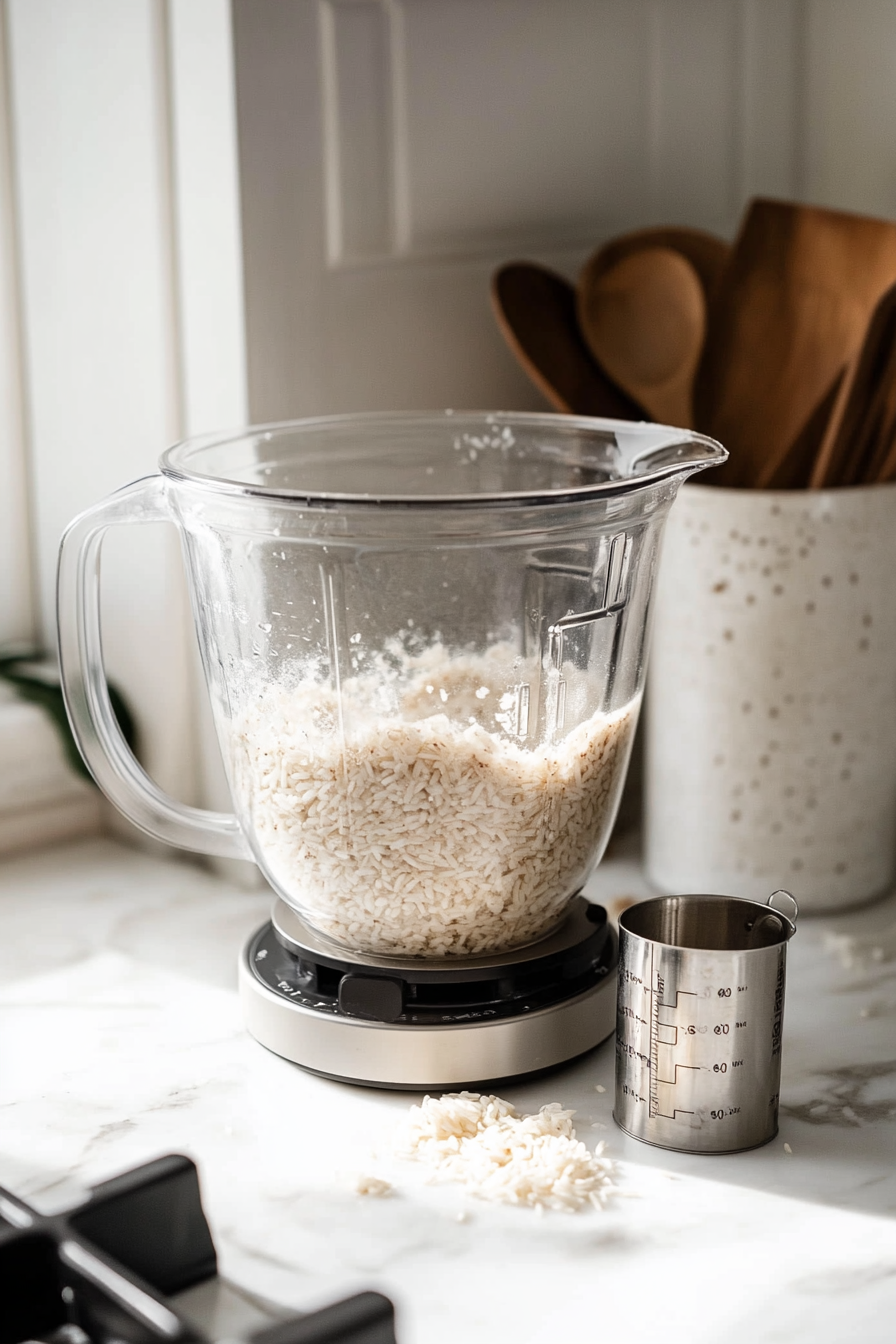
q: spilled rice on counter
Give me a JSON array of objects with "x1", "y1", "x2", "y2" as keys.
[
  {"x1": 354, "y1": 1174, "x2": 393, "y2": 1197},
  {"x1": 394, "y1": 1091, "x2": 616, "y2": 1213}
]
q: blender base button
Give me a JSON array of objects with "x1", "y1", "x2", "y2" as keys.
[{"x1": 338, "y1": 974, "x2": 404, "y2": 1022}]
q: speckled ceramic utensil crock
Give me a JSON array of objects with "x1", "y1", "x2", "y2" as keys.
[{"x1": 645, "y1": 482, "x2": 896, "y2": 912}]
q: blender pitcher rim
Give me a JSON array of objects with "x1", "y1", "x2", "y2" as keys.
[{"x1": 159, "y1": 410, "x2": 727, "y2": 508}]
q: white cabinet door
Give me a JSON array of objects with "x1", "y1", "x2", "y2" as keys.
[{"x1": 232, "y1": 0, "x2": 805, "y2": 423}]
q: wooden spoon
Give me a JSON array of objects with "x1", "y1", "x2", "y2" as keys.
[
  {"x1": 580, "y1": 224, "x2": 730, "y2": 306},
  {"x1": 696, "y1": 199, "x2": 896, "y2": 488},
  {"x1": 577, "y1": 247, "x2": 705, "y2": 427},
  {"x1": 491, "y1": 262, "x2": 645, "y2": 418}
]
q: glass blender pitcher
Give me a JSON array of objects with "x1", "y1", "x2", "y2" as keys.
[{"x1": 58, "y1": 413, "x2": 725, "y2": 965}]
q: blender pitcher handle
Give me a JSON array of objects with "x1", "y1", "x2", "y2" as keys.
[{"x1": 56, "y1": 475, "x2": 253, "y2": 861}]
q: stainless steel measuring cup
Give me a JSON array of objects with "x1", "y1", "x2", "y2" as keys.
[{"x1": 614, "y1": 890, "x2": 798, "y2": 1153}]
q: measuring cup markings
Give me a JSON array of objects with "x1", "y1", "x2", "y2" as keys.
[
  {"x1": 771, "y1": 953, "x2": 785, "y2": 1058},
  {"x1": 641, "y1": 985, "x2": 751, "y2": 1123}
]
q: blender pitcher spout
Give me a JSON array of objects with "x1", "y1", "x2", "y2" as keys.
[{"x1": 615, "y1": 421, "x2": 728, "y2": 488}]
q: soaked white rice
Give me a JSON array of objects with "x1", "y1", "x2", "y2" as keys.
[{"x1": 232, "y1": 643, "x2": 636, "y2": 956}]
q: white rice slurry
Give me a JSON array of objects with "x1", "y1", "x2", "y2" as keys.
[
  {"x1": 232, "y1": 641, "x2": 637, "y2": 957},
  {"x1": 394, "y1": 1092, "x2": 617, "y2": 1213}
]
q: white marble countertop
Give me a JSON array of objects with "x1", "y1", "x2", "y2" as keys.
[{"x1": 1, "y1": 833, "x2": 895, "y2": 1342}]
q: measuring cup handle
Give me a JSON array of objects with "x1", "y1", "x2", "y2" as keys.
[
  {"x1": 57, "y1": 475, "x2": 253, "y2": 861},
  {"x1": 767, "y1": 889, "x2": 799, "y2": 928}
]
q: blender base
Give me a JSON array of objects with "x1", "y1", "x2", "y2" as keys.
[{"x1": 239, "y1": 897, "x2": 618, "y2": 1089}]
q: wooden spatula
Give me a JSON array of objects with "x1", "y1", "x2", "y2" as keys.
[
  {"x1": 850, "y1": 298, "x2": 896, "y2": 484},
  {"x1": 756, "y1": 373, "x2": 845, "y2": 490},
  {"x1": 858, "y1": 363, "x2": 896, "y2": 484},
  {"x1": 866, "y1": 401, "x2": 896, "y2": 483},
  {"x1": 808, "y1": 281, "x2": 896, "y2": 488},
  {"x1": 491, "y1": 262, "x2": 645, "y2": 418},
  {"x1": 696, "y1": 199, "x2": 896, "y2": 488}
]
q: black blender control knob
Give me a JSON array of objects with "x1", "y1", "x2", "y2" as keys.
[{"x1": 338, "y1": 974, "x2": 404, "y2": 1023}]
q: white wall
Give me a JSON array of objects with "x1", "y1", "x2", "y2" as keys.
[{"x1": 802, "y1": 0, "x2": 896, "y2": 218}]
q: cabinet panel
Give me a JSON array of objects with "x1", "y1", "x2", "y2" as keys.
[
  {"x1": 401, "y1": 0, "x2": 653, "y2": 251},
  {"x1": 739, "y1": 0, "x2": 801, "y2": 204},
  {"x1": 803, "y1": 0, "x2": 896, "y2": 219},
  {"x1": 650, "y1": 0, "x2": 741, "y2": 231},
  {"x1": 322, "y1": 0, "x2": 396, "y2": 262},
  {"x1": 0, "y1": 5, "x2": 31, "y2": 649},
  {"x1": 235, "y1": 0, "x2": 815, "y2": 424}
]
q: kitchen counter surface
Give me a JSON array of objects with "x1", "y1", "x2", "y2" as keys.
[{"x1": 1, "y1": 834, "x2": 895, "y2": 1342}]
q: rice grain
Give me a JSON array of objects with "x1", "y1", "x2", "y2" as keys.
[
  {"x1": 395, "y1": 1092, "x2": 616, "y2": 1213},
  {"x1": 233, "y1": 643, "x2": 637, "y2": 956}
]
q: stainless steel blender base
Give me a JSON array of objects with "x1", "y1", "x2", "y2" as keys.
[
  {"x1": 240, "y1": 958, "x2": 616, "y2": 1089},
  {"x1": 239, "y1": 899, "x2": 618, "y2": 1089}
]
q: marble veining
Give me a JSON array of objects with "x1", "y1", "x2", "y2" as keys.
[
  {"x1": 781, "y1": 1059, "x2": 896, "y2": 1127},
  {"x1": 1, "y1": 835, "x2": 895, "y2": 1342}
]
